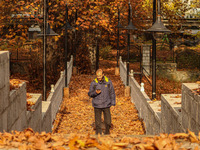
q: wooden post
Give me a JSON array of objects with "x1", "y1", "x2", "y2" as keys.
[
  {"x1": 64, "y1": 87, "x2": 69, "y2": 99},
  {"x1": 115, "y1": 67, "x2": 120, "y2": 76},
  {"x1": 125, "y1": 86, "x2": 130, "y2": 97}
]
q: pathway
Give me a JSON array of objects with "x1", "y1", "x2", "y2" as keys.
[
  {"x1": 0, "y1": 60, "x2": 199, "y2": 150},
  {"x1": 52, "y1": 59, "x2": 145, "y2": 135}
]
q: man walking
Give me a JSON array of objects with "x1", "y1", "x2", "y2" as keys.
[{"x1": 88, "y1": 69, "x2": 116, "y2": 135}]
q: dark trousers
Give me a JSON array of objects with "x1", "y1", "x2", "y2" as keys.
[{"x1": 94, "y1": 107, "x2": 111, "y2": 135}]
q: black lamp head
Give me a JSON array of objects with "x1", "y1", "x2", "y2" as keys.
[
  {"x1": 125, "y1": 21, "x2": 137, "y2": 30},
  {"x1": 125, "y1": 0, "x2": 137, "y2": 30},
  {"x1": 38, "y1": 23, "x2": 58, "y2": 36},
  {"x1": 146, "y1": 0, "x2": 170, "y2": 33},
  {"x1": 66, "y1": 22, "x2": 73, "y2": 30},
  {"x1": 146, "y1": 15, "x2": 170, "y2": 41},
  {"x1": 46, "y1": 23, "x2": 59, "y2": 36},
  {"x1": 146, "y1": 17, "x2": 170, "y2": 33},
  {"x1": 116, "y1": 22, "x2": 124, "y2": 29}
]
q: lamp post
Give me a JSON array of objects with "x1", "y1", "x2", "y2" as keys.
[
  {"x1": 43, "y1": 0, "x2": 47, "y2": 101},
  {"x1": 96, "y1": 35, "x2": 99, "y2": 71},
  {"x1": 65, "y1": 3, "x2": 73, "y2": 87},
  {"x1": 95, "y1": 30, "x2": 101, "y2": 72},
  {"x1": 41, "y1": 22, "x2": 58, "y2": 101},
  {"x1": 73, "y1": 9, "x2": 78, "y2": 74},
  {"x1": 146, "y1": 0, "x2": 170, "y2": 99},
  {"x1": 115, "y1": 8, "x2": 123, "y2": 75},
  {"x1": 125, "y1": 2, "x2": 137, "y2": 86},
  {"x1": 40, "y1": 0, "x2": 58, "y2": 101}
]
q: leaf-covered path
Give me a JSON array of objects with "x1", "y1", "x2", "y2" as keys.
[
  {"x1": 52, "y1": 59, "x2": 145, "y2": 135},
  {"x1": 1, "y1": 60, "x2": 200, "y2": 150}
]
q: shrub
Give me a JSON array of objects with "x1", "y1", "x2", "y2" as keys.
[
  {"x1": 176, "y1": 49, "x2": 200, "y2": 69},
  {"x1": 100, "y1": 45, "x2": 112, "y2": 59}
]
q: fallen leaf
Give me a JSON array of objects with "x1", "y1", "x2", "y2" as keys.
[
  {"x1": 68, "y1": 136, "x2": 79, "y2": 150},
  {"x1": 52, "y1": 141, "x2": 64, "y2": 147},
  {"x1": 112, "y1": 142, "x2": 128, "y2": 147},
  {"x1": 154, "y1": 138, "x2": 170, "y2": 149},
  {"x1": 173, "y1": 133, "x2": 188, "y2": 139},
  {"x1": 121, "y1": 137, "x2": 141, "y2": 144},
  {"x1": 174, "y1": 102, "x2": 181, "y2": 104},
  {"x1": 11, "y1": 141, "x2": 21, "y2": 147},
  {"x1": 188, "y1": 130, "x2": 199, "y2": 143},
  {"x1": 33, "y1": 139, "x2": 46, "y2": 149}
]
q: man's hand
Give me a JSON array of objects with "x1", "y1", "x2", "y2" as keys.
[{"x1": 96, "y1": 89, "x2": 101, "y2": 94}]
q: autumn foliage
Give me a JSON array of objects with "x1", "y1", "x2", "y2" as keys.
[
  {"x1": 0, "y1": 128, "x2": 200, "y2": 149},
  {"x1": 2, "y1": 1, "x2": 200, "y2": 149},
  {"x1": 1, "y1": 0, "x2": 195, "y2": 96}
]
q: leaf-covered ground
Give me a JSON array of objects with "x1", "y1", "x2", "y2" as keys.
[
  {"x1": 1, "y1": 59, "x2": 200, "y2": 149},
  {"x1": 0, "y1": 128, "x2": 200, "y2": 149},
  {"x1": 52, "y1": 59, "x2": 145, "y2": 135}
]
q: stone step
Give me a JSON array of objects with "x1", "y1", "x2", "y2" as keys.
[{"x1": 161, "y1": 94, "x2": 184, "y2": 133}]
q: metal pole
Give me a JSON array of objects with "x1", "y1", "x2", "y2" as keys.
[
  {"x1": 128, "y1": 1, "x2": 130, "y2": 24},
  {"x1": 140, "y1": 46, "x2": 142, "y2": 83},
  {"x1": 43, "y1": 0, "x2": 47, "y2": 101},
  {"x1": 17, "y1": 48, "x2": 18, "y2": 60},
  {"x1": 65, "y1": 3, "x2": 68, "y2": 87},
  {"x1": 126, "y1": 2, "x2": 131, "y2": 86},
  {"x1": 127, "y1": 31, "x2": 130, "y2": 86},
  {"x1": 117, "y1": 9, "x2": 120, "y2": 67},
  {"x1": 96, "y1": 36, "x2": 99, "y2": 71},
  {"x1": 152, "y1": 0, "x2": 157, "y2": 99},
  {"x1": 10, "y1": 52, "x2": 12, "y2": 75},
  {"x1": 117, "y1": 28, "x2": 119, "y2": 67},
  {"x1": 73, "y1": 31, "x2": 77, "y2": 67},
  {"x1": 74, "y1": 9, "x2": 77, "y2": 67}
]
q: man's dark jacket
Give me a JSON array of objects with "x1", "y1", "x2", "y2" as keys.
[{"x1": 88, "y1": 76, "x2": 116, "y2": 108}]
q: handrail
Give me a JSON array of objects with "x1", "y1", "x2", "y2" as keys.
[{"x1": 142, "y1": 67, "x2": 152, "y2": 85}]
